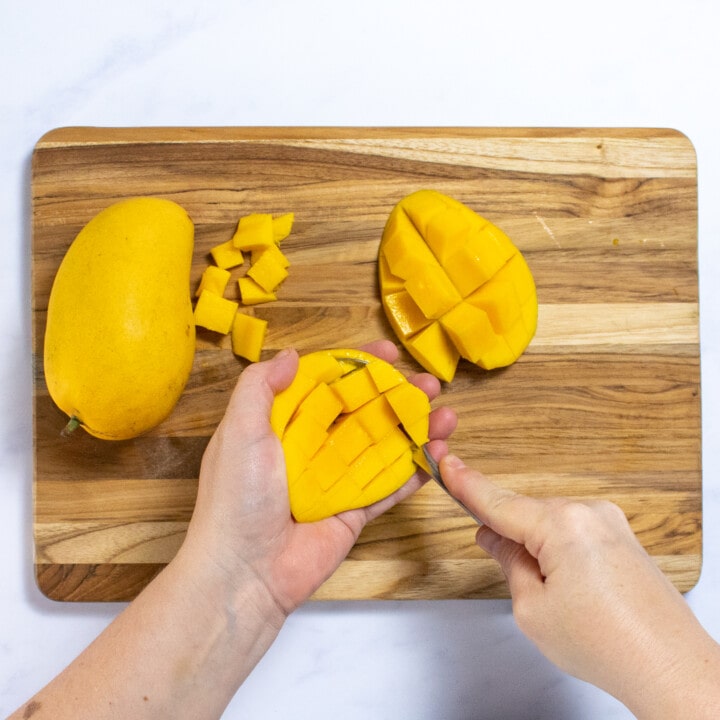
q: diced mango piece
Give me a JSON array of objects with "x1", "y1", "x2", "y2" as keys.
[
  {"x1": 358, "y1": 449, "x2": 415, "y2": 506},
  {"x1": 247, "y1": 250, "x2": 289, "y2": 293},
  {"x1": 344, "y1": 445, "x2": 386, "y2": 490},
  {"x1": 412, "y1": 445, "x2": 432, "y2": 475},
  {"x1": 298, "y1": 352, "x2": 346, "y2": 385},
  {"x1": 378, "y1": 253, "x2": 405, "y2": 295},
  {"x1": 287, "y1": 474, "x2": 321, "y2": 519},
  {"x1": 466, "y1": 253, "x2": 537, "y2": 334},
  {"x1": 381, "y1": 222, "x2": 441, "y2": 279},
  {"x1": 294, "y1": 478, "x2": 361, "y2": 523},
  {"x1": 295, "y1": 382, "x2": 344, "y2": 430},
  {"x1": 375, "y1": 425, "x2": 414, "y2": 465},
  {"x1": 404, "y1": 263, "x2": 462, "y2": 320},
  {"x1": 384, "y1": 382, "x2": 430, "y2": 445},
  {"x1": 397, "y1": 190, "x2": 445, "y2": 237},
  {"x1": 270, "y1": 372, "x2": 317, "y2": 438},
  {"x1": 424, "y1": 206, "x2": 482, "y2": 264},
  {"x1": 283, "y1": 413, "x2": 328, "y2": 465},
  {"x1": 238, "y1": 276, "x2": 277, "y2": 305},
  {"x1": 231, "y1": 311, "x2": 267, "y2": 363},
  {"x1": 439, "y1": 301, "x2": 495, "y2": 363},
  {"x1": 232, "y1": 213, "x2": 274, "y2": 252},
  {"x1": 366, "y1": 359, "x2": 405, "y2": 393},
  {"x1": 382, "y1": 290, "x2": 432, "y2": 338},
  {"x1": 329, "y1": 366, "x2": 378, "y2": 413},
  {"x1": 404, "y1": 322, "x2": 460, "y2": 383},
  {"x1": 326, "y1": 415, "x2": 373, "y2": 465},
  {"x1": 272, "y1": 212, "x2": 294, "y2": 243},
  {"x1": 304, "y1": 443, "x2": 347, "y2": 491},
  {"x1": 194, "y1": 290, "x2": 239, "y2": 334},
  {"x1": 443, "y1": 231, "x2": 514, "y2": 297},
  {"x1": 283, "y1": 439, "x2": 311, "y2": 485},
  {"x1": 210, "y1": 239, "x2": 245, "y2": 270},
  {"x1": 403, "y1": 416, "x2": 430, "y2": 447},
  {"x1": 195, "y1": 265, "x2": 231, "y2": 298},
  {"x1": 251, "y1": 243, "x2": 290, "y2": 269},
  {"x1": 354, "y1": 394, "x2": 400, "y2": 442}
]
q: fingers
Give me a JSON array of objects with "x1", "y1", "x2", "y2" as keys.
[
  {"x1": 428, "y1": 406, "x2": 457, "y2": 442},
  {"x1": 223, "y1": 348, "x2": 299, "y2": 434},
  {"x1": 440, "y1": 455, "x2": 545, "y2": 548},
  {"x1": 359, "y1": 339, "x2": 399, "y2": 364},
  {"x1": 476, "y1": 525, "x2": 545, "y2": 596}
]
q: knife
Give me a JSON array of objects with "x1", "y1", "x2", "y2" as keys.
[{"x1": 421, "y1": 445, "x2": 484, "y2": 525}]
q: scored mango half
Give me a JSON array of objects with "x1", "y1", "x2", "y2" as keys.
[
  {"x1": 271, "y1": 348, "x2": 431, "y2": 523},
  {"x1": 378, "y1": 190, "x2": 538, "y2": 381}
]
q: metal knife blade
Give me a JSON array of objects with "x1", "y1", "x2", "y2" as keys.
[{"x1": 422, "y1": 445, "x2": 483, "y2": 525}]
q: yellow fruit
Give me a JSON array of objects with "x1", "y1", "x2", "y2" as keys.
[
  {"x1": 195, "y1": 265, "x2": 231, "y2": 297},
  {"x1": 379, "y1": 190, "x2": 538, "y2": 381},
  {"x1": 271, "y1": 348, "x2": 431, "y2": 522},
  {"x1": 247, "y1": 249, "x2": 289, "y2": 293},
  {"x1": 210, "y1": 239, "x2": 245, "y2": 270},
  {"x1": 232, "y1": 213, "x2": 274, "y2": 252},
  {"x1": 238, "y1": 276, "x2": 277, "y2": 305},
  {"x1": 44, "y1": 197, "x2": 195, "y2": 440},
  {"x1": 199, "y1": 211, "x2": 293, "y2": 364},
  {"x1": 194, "y1": 290, "x2": 238, "y2": 334},
  {"x1": 231, "y1": 311, "x2": 267, "y2": 362}
]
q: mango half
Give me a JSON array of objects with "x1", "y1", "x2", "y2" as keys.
[
  {"x1": 44, "y1": 197, "x2": 196, "y2": 440},
  {"x1": 271, "y1": 349, "x2": 431, "y2": 522},
  {"x1": 378, "y1": 190, "x2": 538, "y2": 381}
]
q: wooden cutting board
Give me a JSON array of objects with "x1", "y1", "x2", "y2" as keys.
[{"x1": 31, "y1": 127, "x2": 701, "y2": 601}]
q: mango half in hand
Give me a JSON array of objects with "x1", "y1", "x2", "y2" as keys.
[
  {"x1": 378, "y1": 190, "x2": 538, "y2": 381},
  {"x1": 271, "y1": 349, "x2": 431, "y2": 523}
]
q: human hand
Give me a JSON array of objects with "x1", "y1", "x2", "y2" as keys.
[
  {"x1": 440, "y1": 456, "x2": 720, "y2": 719},
  {"x1": 184, "y1": 341, "x2": 457, "y2": 618}
]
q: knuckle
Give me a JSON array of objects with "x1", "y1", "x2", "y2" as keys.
[
  {"x1": 546, "y1": 497, "x2": 631, "y2": 544},
  {"x1": 548, "y1": 499, "x2": 597, "y2": 537}
]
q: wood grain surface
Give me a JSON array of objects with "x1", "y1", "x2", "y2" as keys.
[{"x1": 31, "y1": 127, "x2": 701, "y2": 601}]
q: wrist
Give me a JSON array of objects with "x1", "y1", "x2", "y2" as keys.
[
  {"x1": 172, "y1": 535, "x2": 288, "y2": 635},
  {"x1": 616, "y1": 621, "x2": 720, "y2": 719}
]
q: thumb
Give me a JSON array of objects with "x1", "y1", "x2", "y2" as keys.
[
  {"x1": 223, "y1": 348, "x2": 299, "y2": 435},
  {"x1": 476, "y1": 525, "x2": 544, "y2": 596}
]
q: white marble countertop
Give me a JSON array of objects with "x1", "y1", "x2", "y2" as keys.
[{"x1": 2, "y1": 2, "x2": 718, "y2": 717}]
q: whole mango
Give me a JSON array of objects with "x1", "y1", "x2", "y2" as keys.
[{"x1": 44, "y1": 197, "x2": 196, "y2": 440}]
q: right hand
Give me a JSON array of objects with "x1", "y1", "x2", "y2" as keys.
[{"x1": 440, "y1": 454, "x2": 720, "y2": 719}]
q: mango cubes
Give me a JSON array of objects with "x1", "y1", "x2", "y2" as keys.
[
  {"x1": 378, "y1": 190, "x2": 537, "y2": 381},
  {"x1": 194, "y1": 212, "x2": 293, "y2": 362},
  {"x1": 272, "y1": 348, "x2": 431, "y2": 522}
]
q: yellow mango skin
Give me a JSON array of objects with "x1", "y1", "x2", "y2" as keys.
[{"x1": 44, "y1": 197, "x2": 196, "y2": 440}]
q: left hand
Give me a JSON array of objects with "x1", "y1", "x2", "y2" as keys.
[{"x1": 184, "y1": 340, "x2": 457, "y2": 616}]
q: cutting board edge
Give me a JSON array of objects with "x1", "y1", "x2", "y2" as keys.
[{"x1": 32, "y1": 124, "x2": 698, "y2": 150}]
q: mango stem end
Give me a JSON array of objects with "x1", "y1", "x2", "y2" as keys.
[{"x1": 61, "y1": 416, "x2": 81, "y2": 437}]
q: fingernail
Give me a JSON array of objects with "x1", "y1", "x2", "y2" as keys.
[
  {"x1": 476, "y1": 526, "x2": 500, "y2": 555},
  {"x1": 276, "y1": 347, "x2": 296, "y2": 360},
  {"x1": 442, "y1": 454, "x2": 465, "y2": 470}
]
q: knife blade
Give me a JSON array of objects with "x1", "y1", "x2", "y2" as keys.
[{"x1": 422, "y1": 445, "x2": 483, "y2": 525}]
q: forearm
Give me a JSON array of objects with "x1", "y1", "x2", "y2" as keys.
[
  {"x1": 616, "y1": 615, "x2": 720, "y2": 720},
  {"x1": 10, "y1": 544, "x2": 285, "y2": 720}
]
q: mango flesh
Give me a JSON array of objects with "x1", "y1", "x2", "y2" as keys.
[
  {"x1": 44, "y1": 197, "x2": 196, "y2": 440},
  {"x1": 271, "y1": 349, "x2": 431, "y2": 522},
  {"x1": 378, "y1": 190, "x2": 538, "y2": 381}
]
